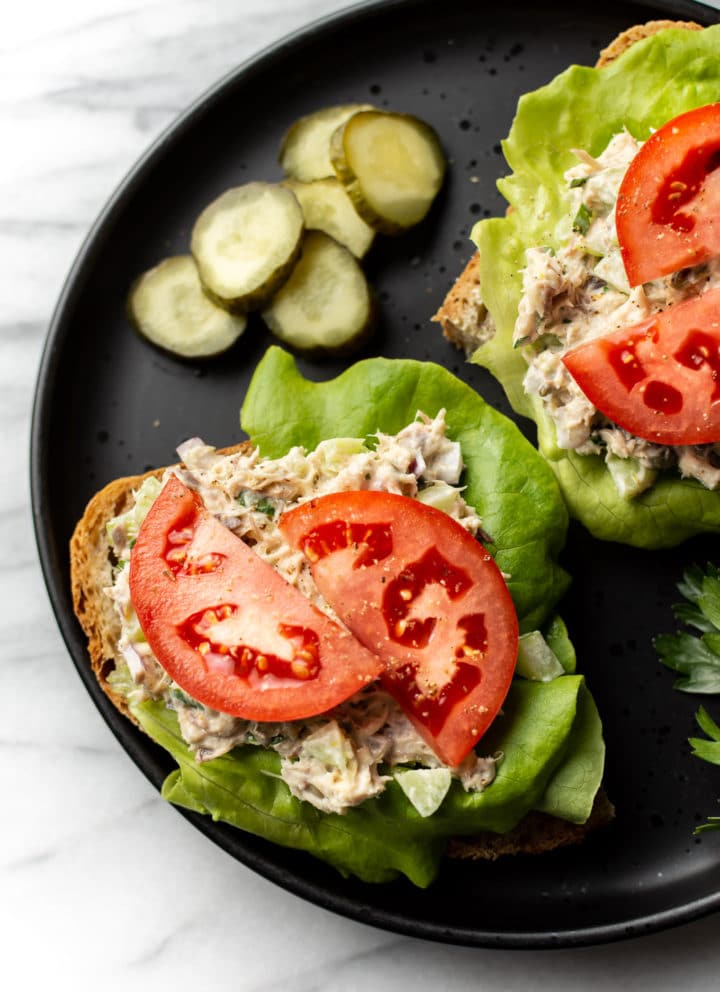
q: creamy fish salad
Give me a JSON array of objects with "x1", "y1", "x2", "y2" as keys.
[
  {"x1": 105, "y1": 412, "x2": 501, "y2": 817},
  {"x1": 512, "y1": 130, "x2": 720, "y2": 497}
]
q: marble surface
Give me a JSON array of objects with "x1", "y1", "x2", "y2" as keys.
[{"x1": 5, "y1": 0, "x2": 720, "y2": 987}]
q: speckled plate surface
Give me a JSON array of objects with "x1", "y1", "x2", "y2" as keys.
[{"x1": 32, "y1": 0, "x2": 720, "y2": 947}]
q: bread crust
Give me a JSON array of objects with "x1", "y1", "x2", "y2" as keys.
[
  {"x1": 432, "y1": 251, "x2": 482, "y2": 352},
  {"x1": 448, "y1": 789, "x2": 614, "y2": 860},
  {"x1": 71, "y1": 470, "x2": 165, "y2": 724},
  {"x1": 595, "y1": 19, "x2": 702, "y2": 67},
  {"x1": 70, "y1": 445, "x2": 612, "y2": 861}
]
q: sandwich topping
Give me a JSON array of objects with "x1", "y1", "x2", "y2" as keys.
[
  {"x1": 106, "y1": 412, "x2": 506, "y2": 815},
  {"x1": 512, "y1": 123, "x2": 720, "y2": 497}
]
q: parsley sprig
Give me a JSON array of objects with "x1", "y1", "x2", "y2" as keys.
[
  {"x1": 655, "y1": 564, "x2": 720, "y2": 832},
  {"x1": 690, "y1": 708, "x2": 720, "y2": 833},
  {"x1": 655, "y1": 564, "x2": 720, "y2": 693}
]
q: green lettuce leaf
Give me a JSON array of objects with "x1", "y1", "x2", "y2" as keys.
[
  {"x1": 471, "y1": 25, "x2": 720, "y2": 548},
  {"x1": 241, "y1": 345, "x2": 569, "y2": 631},
  {"x1": 131, "y1": 673, "x2": 597, "y2": 886},
  {"x1": 534, "y1": 683, "x2": 604, "y2": 823}
]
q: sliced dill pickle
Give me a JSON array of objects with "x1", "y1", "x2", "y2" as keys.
[
  {"x1": 261, "y1": 231, "x2": 374, "y2": 355},
  {"x1": 279, "y1": 103, "x2": 373, "y2": 182},
  {"x1": 127, "y1": 256, "x2": 247, "y2": 359},
  {"x1": 330, "y1": 110, "x2": 446, "y2": 234},
  {"x1": 282, "y1": 177, "x2": 375, "y2": 258},
  {"x1": 191, "y1": 182, "x2": 304, "y2": 311}
]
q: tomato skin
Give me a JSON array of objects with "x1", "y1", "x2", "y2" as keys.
[
  {"x1": 616, "y1": 103, "x2": 720, "y2": 286},
  {"x1": 562, "y1": 286, "x2": 720, "y2": 445},
  {"x1": 279, "y1": 491, "x2": 519, "y2": 767},
  {"x1": 129, "y1": 476, "x2": 382, "y2": 721}
]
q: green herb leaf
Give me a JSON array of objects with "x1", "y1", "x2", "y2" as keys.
[
  {"x1": 696, "y1": 705, "x2": 720, "y2": 742},
  {"x1": 255, "y1": 497, "x2": 276, "y2": 518},
  {"x1": 572, "y1": 203, "x2": 592, "y2": 235},
  {"x1": 673, "y1": 600, "x2": 715, "y2": 634},
  {"x1": 658, "y1": 571, "x2": 720, "y2": 831},
  {"x1": 236, "y1": 491, "x2": 275, "y2": 517},
  {"x1": 677, "y1": 564, "x2": 708, "y2": 605},
  {"x1": 689, "y1": 707, "x2": 720, "y2": 832},
  {"x1": 655, "y1": 565, "x2": 720, "y2": 693},
  {"x1": 694, "y1": 818, "x2": 720, "y2": 834}
]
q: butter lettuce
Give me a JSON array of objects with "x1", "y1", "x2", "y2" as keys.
[
  {"x1": 241, "y1": 346, "x2": 569, "y2": 631},
  {"x1": 472, "y1": 25, "x2": 720, "y2": 548},
  {"x1": 126, "y1": 349, "x2": 605, "y2": 885},
  {"x1": 132, "y1": 674, "x2": 597, "y2": 887}
]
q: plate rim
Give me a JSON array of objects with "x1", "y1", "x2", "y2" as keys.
[{"x1": 30, "y1": 0, "x2": 720, "y2": 949}]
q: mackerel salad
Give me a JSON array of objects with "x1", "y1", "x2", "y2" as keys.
[
  {"x1": 106, "y1": 412, "x2": 501, "y2": 818},
  {"x1": 510, "y1": 129, "x2": 720, "y2": 498}
]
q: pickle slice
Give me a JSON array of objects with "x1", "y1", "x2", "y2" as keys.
[
  {"x1": 282, "y1": 177, "x2": 375, "y2": 258},
  {"x1": 127, "y1": 255, "x2": 247, "y2": 358},
  {"x1": 261, "y1": 231, "x2": 374, "y2": 354},
  {"x1": 279, "y1": 104, "x2": 373, "y2": 182},
  {"x1": 191, "y1": 182, "x2": 304, "y2": 311},
  {"x1": 330, "y1": 110, "x2": 446, "y2": 234}
]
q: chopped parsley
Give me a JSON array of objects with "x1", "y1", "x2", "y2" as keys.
[
  {"x1": 170, "y1": 687, "x2": 204, "y2": 710},
  {"x1": 237, "y1": 491, "x2": 276, "y2": 518},
  {"x1": 572, "y1": 203, "x2": 593, "y2": 235}
]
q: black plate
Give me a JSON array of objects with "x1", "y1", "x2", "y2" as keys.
[{"x1": 32, "y1": 0, "x2": 720, "y2": 948}]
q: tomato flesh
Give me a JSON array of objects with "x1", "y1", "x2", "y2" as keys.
[
  {"x1": 129, "y1": 476, "x2": 382, "y2": 721},
  {"x1": 279, "y1": 491, "x2": 519, "y2": 767},
  {"x1": 616, "y1": 103, "x2": 720, "y2": 286},
  {"x1": 562, "y1": 286, "x2": 720, "y2": 445}
]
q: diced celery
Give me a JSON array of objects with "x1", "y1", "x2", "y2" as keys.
[
  {"x1": 394, "y1": 767, "x2": 452, "y2": 817},
  {"x1": 106, "y1": 476, "x2": 163, "y2": 548},
  {"x1": 516, "y1": 630, "x2": 564, "y2": 682},
  {"x1": 593, "y1": 250, "x2": 630, "y2": 294},
  {"x1": 606, "y1": 454, "x2": 658, "y2": 500},
  {"x1": 301, "y1": 721, "x2": 353, "y2": 771},
  {"x1": 313, "y1": 437, "x2": 367, "y2": 472},
  {"x1": 415, "y1": 481, "x2": 459, "y2": 515}
]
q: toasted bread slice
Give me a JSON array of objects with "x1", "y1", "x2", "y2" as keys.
[
  {"x1": 70, "y1": 452, "x2": 612, "y2": 861},
  {"x1": 433, "y1": 19, "x2": 704, "y2": 353}
]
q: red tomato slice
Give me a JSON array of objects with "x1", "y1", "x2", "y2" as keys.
[
  {"x1": 279, "y1": 491, "x2": 519, "y2": 767},
  {"x1": 562, "y1": 286, "x2": 720, "y2": 445},
  {"x1": 616, "y1": 103, "x2": 720, "y2": 286},
  {"x1": 128, "y1": 476, "x2": 382, "y2": 721}
]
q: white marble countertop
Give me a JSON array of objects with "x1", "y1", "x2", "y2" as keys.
[{"x1": 5, "y1": 0, "x2": 720, "y2": 987}]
